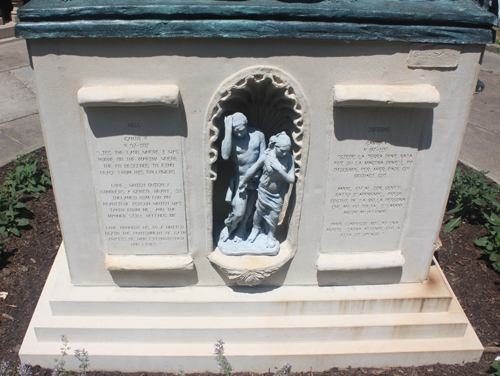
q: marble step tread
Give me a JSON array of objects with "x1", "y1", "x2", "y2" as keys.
[
  {"x1": 47, "y1": 248, "x2": 453, "y2": 316},
  {"x1": 20, "y1": 325, "x2": 483, "y2": 373}
]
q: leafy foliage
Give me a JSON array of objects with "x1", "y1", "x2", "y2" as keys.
[
  {"x1": 214, "y1": 340, "x2": 232, "y2": 376},
  {"x1": 0, "y1": 153, "x2": 51, "y2": 254},
  {"x1": 443, "y1": 167, "x2": 500, "y2": 233},
  {"x1": 491, "y1": 358, "x2": 500, "y2": 376},
  {"x1": 52, "y1": 335, "x2": 69, "y2": 376},
  {"x1": 74, "y1": 348, "x2": 90, "y2": 376},
  {"x1": 274, "y1": 363, "x2": 292, "y2": 376},
  {"x1": 2, "y1": 154, "x2": 51, "y2": 198},
  {"x1": 0, "y1": 361, "x2": 32, "y2": 376},
  {"x1": 475, "y1": 211, "x2": 500, "y2": 273}
]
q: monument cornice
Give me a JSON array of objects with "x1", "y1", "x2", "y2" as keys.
[{"x1": 16, "y1": 0, "x2": 497, "y2": 44}]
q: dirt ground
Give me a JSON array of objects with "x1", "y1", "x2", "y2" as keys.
[{"x1": 1, "y1": 149, "x2": 499, "y2": 376}]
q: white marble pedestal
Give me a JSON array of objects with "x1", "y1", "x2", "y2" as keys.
[{"x1": 20, "y1": 243, "x2": 482, "y2": 372}]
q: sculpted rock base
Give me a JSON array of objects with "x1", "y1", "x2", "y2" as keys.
[{"x1": 218, "y1": 233, "x2": 279, "y2": 256}]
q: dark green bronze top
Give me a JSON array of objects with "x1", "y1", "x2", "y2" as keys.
[{"x1": 16, "y1": 0, "x2": 498, "y2": 44}]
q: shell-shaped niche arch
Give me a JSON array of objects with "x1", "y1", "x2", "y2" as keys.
[{"x1": 204, "y1": 66, "x2": 310, "y2": 286}]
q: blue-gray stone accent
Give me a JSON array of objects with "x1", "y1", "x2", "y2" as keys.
[{"x1": 15, "y1": 0, "x2": 498, "y2": 43}]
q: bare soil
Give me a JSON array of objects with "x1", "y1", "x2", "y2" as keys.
[{"x1": 0, "y1": 150, "x2": 499, "y2": 376}]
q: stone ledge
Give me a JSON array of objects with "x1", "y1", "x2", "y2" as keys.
[
  {"x1": 78, "y1": 85, "x2": 180, "y2": 107},
  {"x1": 317, "y1": 251, "x2": 405, "y2": 271},
  {"x1": 333, "y1": 84, "x2": 440, "y2": 108},
  {"x1": 105, "y1": 254, "x2": 194, "y2": 271}
]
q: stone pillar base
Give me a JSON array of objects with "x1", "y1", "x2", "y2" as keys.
[{"x1": 20, "y1": 243, "x2": 483, "y2": 372}]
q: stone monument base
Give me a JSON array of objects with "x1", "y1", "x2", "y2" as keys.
[
  {"x1": 218, "y1": 233, "x2": 280, "y2": 256},
  {"x1": 20, "y1": 243, "x2": 483, "y2": 372}
]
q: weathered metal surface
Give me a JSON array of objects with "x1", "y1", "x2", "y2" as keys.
[{"x1": 16, "y1": 0, "x2": 497, "y2": 43}]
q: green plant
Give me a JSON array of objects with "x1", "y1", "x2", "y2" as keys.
[
  {"x1": 491, "y1": 356, "x2": 500, "y2": 375},
  {"x1": 274, "y1": 363, "x2": 292, "y2": 376},
  {"x1": 74, "y1": 349, "x2": 90, "y2": 376},
  {"x1": 0, "y1": 361, "x2": 32, "y2": 376},
  {"x1": 443, "y1": 167, "x2": 500, "y2": 232},
  {"x1": 0, "y1": 194, "x2": 31, "y2": 238},
  {"x1": 51, "y1": 336, "x2": 90, "y2": 376},
  {"x1": 2, "y1": 154, "x2": 51, "y2": 198},
  {"x1": 475, "y1": 211, "x2": 500, "y2": 272},
  {"x1": 213, "y1": 340, "x2": 291, "y2": 376},
  {"x1": 0, "y1": 153, "x2": 52, "y2": 254},
  {"x1": 52, "y1": 335, "x2": 70, "y2": 376},
  {"x1": 214, "y1": 340, "x2": 232, "y2": 376}
]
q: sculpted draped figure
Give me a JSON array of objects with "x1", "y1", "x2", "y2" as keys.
[
  {"x1": 242, "y1": 131, "x2": 295, "y2": 249},
  {"x1": 218, "y1": 112, "x2": 295, "y2": 256},
  {"x1": 219, "y1": 112, "x2": 266, "y2": 243}
]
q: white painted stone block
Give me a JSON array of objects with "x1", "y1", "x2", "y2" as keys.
[
  {"x1": 21, "y1": 36, "x2": 485, "y2": 370},
  {"x1": 20, "y1": 245, "x2": 482, "y2": 372}
]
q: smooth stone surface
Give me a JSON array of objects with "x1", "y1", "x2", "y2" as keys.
[
  {"x1": 25, "y1": 37, "x2": 483, "y2": 286},
  {"x1": 0, "y1": 43, "x2": 29, "y2": 72},
  {"x1": 83, "y1": 106, "x2": 189, "y2": 257},
  {"x1": 333, "y1": 84, "x2": 440, "y2": 108},
  {"x1": 0, "y1": 39, "x2": 43, "y2": 167},
  {"x1": 467, "y1": 70, "x2": 500, "y2": 135},
  {"x1": 0, "y1": 22, "x2": 15, "y2": 40},
  {"x1": 10, "y1": 66, "x2": 36, "y2": 93},
  {"x1": 317, "y1": 251, "x2": 405, "y2": 271},
  {"x1": 19, "y1": 245, "x2": 483, "y2": 372},
  {"x1": 480, "y1": 50, "x2": 500, "y2": 75},
  {"x1": 218, "y1": 234, "x2": 280, "y2": 256},
  {"x1": 320, "y1": 107, "x2": 425, "y2": 261},
  {"x1": 459, "y1": 123, "x2": 500, "y2": 184},
  {"x1": 0, "y1": 133, "x2": 24, "y2": 158},
  {"x1": 0, "y1": 114, "x2": 43, "y2": 148},
  {"x1": 16, "y1": 0, "x2": 497, "y2": 27},
  {"x1": 459, "y1": 55, "x2": 500, "y2": 184},
  {"x1": 0, "y1": 71, "x2": 37, "y2": 124},
  {"x1": 408, "y1": 44, "x2": 462, "y2": 68},
  {"x1": 78, "y1": 84, "x2": 180, "y2": 107},
  {"x1": 15, "y1": 20, "x2": 494, "y2": 44},
  {"x1": 105, "y1": 254, "x2": 194, "y2": 271}
]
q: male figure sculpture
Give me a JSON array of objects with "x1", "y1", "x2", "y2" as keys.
[
  {"x1": 243, "y1": 131, "x2": 295, "y2": 248},
  {"x1": 219, "y1": 112, "x2": 265, "y2": 242}
]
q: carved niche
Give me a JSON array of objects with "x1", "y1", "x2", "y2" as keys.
[{"x1": 204, "y1": 66, "x2": 309, "y2": 286}]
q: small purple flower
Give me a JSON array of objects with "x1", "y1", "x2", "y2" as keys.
[
  {"x1": 0, "y1": 361, "x2": 10, "y2": 376},
  {"x1": 214, "y1": 340, "x2": 232, "y2": 376},
  {"x1": 16, "y1": 363, "x2": 32, "y2": 376},
  {"x1": 274, "y1": 363, "x2": 292, "y2": 376}
]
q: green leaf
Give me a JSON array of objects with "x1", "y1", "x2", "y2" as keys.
[
  {"x1": 443, "y1": 217, "x2": 462, "y2": 232},
  {"x1": 473, "y1": 198, "x2": 487, "y2": 207},
  {"x1": 491, "y1": 212, "x2": 500, "y2": 225},
  {"x1": 493, "y1": 262, "x2": 500, "y2": 274},
  {"x1": 490, "y1": 253, "x2": 500, "y2": 262},
  {"x1": 13, "y1": 201, "x2": 28, "y2": 209},
  {"x1": 15, "y1": 218, "x2": 29, "y2": 227},
  {"x1": 447, "y1": 205, "x2": 463, "y2": 215},
  {"x1": 10, "y1": 227, "x2": 20, "y2": 236},
  {"x1": 476, "y1": 237, "x2": 489, "y2": 247}
]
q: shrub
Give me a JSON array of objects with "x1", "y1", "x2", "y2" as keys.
[
  {"x1": 443, "y1": 167, "x2": 500, "y2": 232},
  {"x1": 0, "y1": 153, "x2": 51, "y2": 254}
]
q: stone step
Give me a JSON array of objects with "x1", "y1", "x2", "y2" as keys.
[
  {"x1": 33, "y1": 305, "x2": 468, "y2": 343},
  {"x1": 21, "y1": 326, "x2": 482, "y2": 372},
  {"x1": 20, "y1": 246, "x2": 482, "y2": 372},
  {"x1": 47, "y1": 250, "x2": 453, "y2": 317},
  {"x1": 0, "y1": 21, "x2": 15, "y2": 40}
]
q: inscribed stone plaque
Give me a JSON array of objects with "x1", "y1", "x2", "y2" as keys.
[
  {"x1": 85, "y1": 107, "x2": 188, "y2": 255},
  {"x1": 321, "y1": 107, "x2": 428, "y2": 254},
  {"x1": 408, "y1": 44, "x2": 461, "y2": 68}
]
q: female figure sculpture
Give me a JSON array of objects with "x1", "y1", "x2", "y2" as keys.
[{"x1": 242, "y1": 131, "x2": 295, "y2": 249}]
